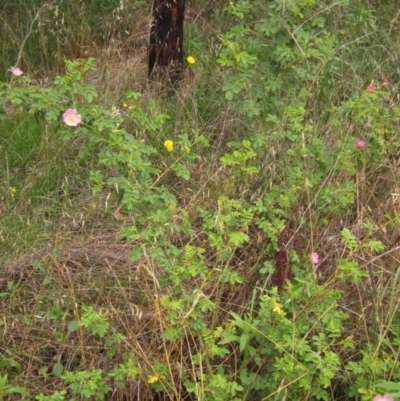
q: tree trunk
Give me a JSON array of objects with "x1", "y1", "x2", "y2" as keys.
[{"x1": 148, "y1": 0, "x2": 185, "y2": 85}]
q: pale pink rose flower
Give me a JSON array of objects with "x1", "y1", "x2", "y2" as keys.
[
  {"x1": 373, "y1": 394, "x2": 394, "y2": 401},
  {"x1": 310, "y1": 252, "x2": 320, "y2": 265},
  {"x1": 11, "y1": 67, "x2": 23, "y2": 76},
  {"x1": 357, "y1": 139, "x2": 366, "y2": 148},
  {"x1": 63, "y1": 109, "x2": 82, "y2": 127}
]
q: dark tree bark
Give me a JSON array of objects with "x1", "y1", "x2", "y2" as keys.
[{"x1": 148, "y1": 0, "x2": 185, "y2": 84}]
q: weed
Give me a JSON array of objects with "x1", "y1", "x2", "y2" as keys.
[{"x1": 1, "y1": 1, "x2": 400, "y2": 400}]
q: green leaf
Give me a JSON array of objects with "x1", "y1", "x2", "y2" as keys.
[
  {"x1": 0, "y1": 358, "x2": 22, "y2": 374},
  {"x1": 366, "y1": 240, "x2": 385, "y2": 252},
  {"x1": 208, "y1": 233, "x2": 224, "y2": 250},
  {"x1": 376, "y1": 380, "x2": 400, "y2": 396},
  {"x1": 89, "y1": 170, "x2": 104, "y2": 195},
  {"x1": 341, "y1": 228, "x2": 357, "y2": 251},
  {"x1": 68, "y1": 320, "x2": 79, "y2": 333},
  {"x1": 234, "y1": 51, "x2": 257, "y2": 67},
  {"x1": 228, "y1": 271, "x2": 243, "y2": 284},
  {"x1": 172, "y1": 163, "x2": 190, "y2": 180},
  {"x1": 0, "y1": 374, "x2": 8, "y2": 388},
  {"x1": 219, "y1": 333, "x2": 240, "y2": 345},
  {"x1": 230, "y1": 311, "x2": 245, "y2": 330},
  {"x1": 54, "y1": 332, "x2": 64, "y2": 343},
  {"x1": 239, "y1": 332, "x2": 249, "y2": 352},
  {"x1": 260, "y1": 260, "x2": 274, "y2": 274},
  {"x1": 5, "y1": 386, "x2": 30, "y2": 397},
  {"x1": 228, "y1": 231, "x2": 249, "y2": 247},
  {"x1": 130, "y1": 246, "x2": 144, "y2": 261},
  {"x1": 52, "y1": 362, "x2": 64, "y2": 377}
]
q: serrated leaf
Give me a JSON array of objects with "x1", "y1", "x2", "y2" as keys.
[
  {"x1": 228, "y1": 231, "x2": 249, "y2": 247},
  {"x1": 367, "y1": 240, "x2": 385, "y2": 252},
  {"x1": 172, "y1": 163, "x2": 190, "y2": 180},
  {"x1": 130, "y1": 246, "x2": 144, "y2": 261}
]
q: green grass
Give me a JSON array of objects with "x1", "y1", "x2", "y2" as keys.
[
  {"x1": 0, "y1": 110, "x2": 100, "y2": 259},
  {"x1": 0, "y1": 0, "x2": 150, "y2": 80},
  {"x1": 1, "y1": 111, "x2": 43, "y2": 167}
]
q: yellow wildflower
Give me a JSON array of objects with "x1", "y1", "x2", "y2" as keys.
[
  {"x1": 164, "y1": 139, "x2": 174, "y2": 152},
  {"x1": 184, "y1": 146, "x2": 190, "y2": 153},
  {"x1": 186, "y1": 56, "x2": 195, "y2": 65},
  {"x1": 147, "y1": 375, "x2": 159, "y2": 384},
  {"x1": 122, "y1": 103, "x2": 128, "y2": 108},
  {"x1": 272, "y1": 301, "x2": 283, "y2": 315},
  {"x1": 9, "y1": 187, "x2": 17, "y2": 198}
]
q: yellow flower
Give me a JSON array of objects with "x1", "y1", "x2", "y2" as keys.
[
  {"x1": 272, "y1": 301, "x2": 283, "y2": 315},
  {"x1": 186, "y1": 56, "x2": 195, "y2": 65},
  {"x1": 164, "y1": 139, "x2": 174, "y2": 152},
  {"x1": 147, "y1": 375, "x2": 159, "y2": 384},
  {"x1": 122, "y1": 103, "x2": 128, "y2": 108},
  {"x1": 184, "y1": 146, "x2": 190, "y2": 153},
  {"x1": 9, "y1": 187, "x2": 17, "y2": 198}
]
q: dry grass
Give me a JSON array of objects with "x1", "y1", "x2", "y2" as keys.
[
  {"x1": 0, "y1": 158, "x2": 260, "y2": 400},
  {"x1": 2, "y1": 110, "x2": 400, "y2": 399},
  {"x1": 2, "y1": 2, "x2": 400, "y2": 400},
  {"x1": 3, "y1": 160, "x2": 399, "y2": 398}
]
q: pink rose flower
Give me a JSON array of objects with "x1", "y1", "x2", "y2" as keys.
[
  {"x1": 11, "y1": 67, "x2": 23, "y2": 76},
  {"x1": 357, "y1": 139, "x2": 366, "y2": 148},
  {"x1": 374, "y1": 394, "x2": 394, "y2": 401},
  {"x1": 310, "y1": 252, "x2": 320, "y2": 265},
  {"x1": 366, "y1": 83, "x2": 375, "y2": 93},
  {"x1": 63, "y1": 109, "x2": 82, "y2": 127}
]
